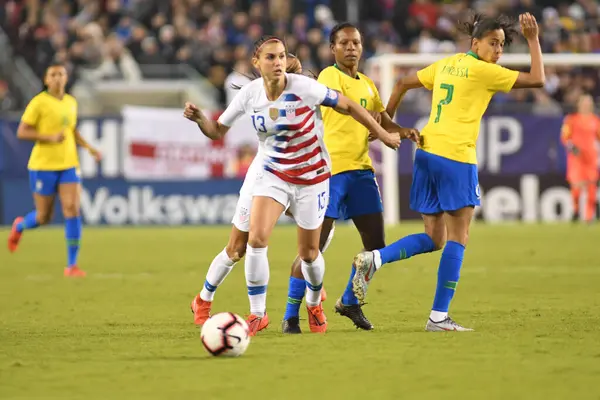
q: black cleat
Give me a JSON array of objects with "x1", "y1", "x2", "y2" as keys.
[
  {"x1": 334, "y1": 298, "x2": 374, "y2": 330},
  {"x1": 282, "y1": 317, "x2": 302, "y2": 334}
]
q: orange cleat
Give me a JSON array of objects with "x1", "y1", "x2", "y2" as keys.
[
  {"x1": 307, "y1": 303, "x2": 327, "y2": 333},
  {"x1": 190, "y1": 294, "x2": 212, "y2": 325},
  {"x1": 7, "y1": 217, "x2": 24, "y2": 253},
  {"x1": 246, "y1": 313, "x2": 270, "y2": 336},
  {"x1": 64, "y1": 266, "x2": 86, "y2": 277}
]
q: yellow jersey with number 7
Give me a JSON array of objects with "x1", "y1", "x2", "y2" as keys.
[
  {"x1": 416, "y1": 51, "x2": 518, "y2": 164},
  {"x1": 21, "y1": 91, "x2": 79, "y2": 171}
]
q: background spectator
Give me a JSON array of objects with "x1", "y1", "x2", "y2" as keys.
[{"x1": 0, "y1": 0, "x2": 598, "y2": 112}]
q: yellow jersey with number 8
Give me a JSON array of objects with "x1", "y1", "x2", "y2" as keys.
[
  {"x1": 416, "y1": 52, "x2": 518, "y2": 164},
  {"x1": 21, "y1": 92, "x2": 79, "y2": 171},
  {"x1": 318, "y1": 65, "x2": 385, "y2": 175}
]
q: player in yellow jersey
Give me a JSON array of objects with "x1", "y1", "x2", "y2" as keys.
[
  {"x1": 7, "y1": 63, "x2": 101, "y2": 277},
  {"x1": 352, "y1": 13, "x2": 545, "y2": 331},
  {"x1": 280, "y1": 23, "x2": 419, "y2": 334}
]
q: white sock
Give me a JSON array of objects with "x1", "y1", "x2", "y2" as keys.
[
  {"x1": 301, "y1": 252, "x2": 325, "y2": 307},
  {"x1": 430, "y1": 310, "x2": 448, "y2": 322},
  {"x1": 200, "y1": 248, "x2": 236, "y2": 302},
  {"x1": 321, "y1": 225, "x2": 335, "y2": 253},
  {"x1": 373, "y1": 250, "x2": 383, "y2": 270},
  {"x1": 245, "y1": 245, "x2": 270, "y2": 317}
]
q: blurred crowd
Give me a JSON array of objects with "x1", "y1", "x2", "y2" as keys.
[{"x1": 1, "y1": 0, "x2": 599, "y2": 113}]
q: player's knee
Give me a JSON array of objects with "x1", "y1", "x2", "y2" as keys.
[
  {"x1": 424, "y1": 222, "x2": 446, "y2": 250},
  {"x1": 299, "y1": 246, "x2": 319, "y2": 263},
  {"x1": 61, "y1": 202, "x2": 79, "y2": 218},
  {"x1": 248, "y1": 232, "x2": 269, "y2": 249}
]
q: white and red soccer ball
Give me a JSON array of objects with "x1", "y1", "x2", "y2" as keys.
[{"x1": 200, "y1": 312, "x2": 250, "y2": 357}]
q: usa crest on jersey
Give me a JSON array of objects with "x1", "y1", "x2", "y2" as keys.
[{"x1": 285, "y1": 103, "x2": 296, "y2": 121}]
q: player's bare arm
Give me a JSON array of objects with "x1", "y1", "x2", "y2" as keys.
[
  {"x1": 334, "y1": 94, "x2": 400, "y2": 150},
  {"x1": 386, "y1": 74, "x2": 423, "y2": 118},
  {"x1": 183, "y1": 101, "x2": 229, "y2": 140},
  {"x1": 512, "y1": 13, "x2": 545, "y2": 89},
  {"x1": 370, "y1": 110, "x2": 382, "y2": 123},
  {"x1": 74, "y1": 129, "x2": 102, "y2": 161},
  {"x1": 380, "y1": 112, "x2": 420, "y2": 143},
  {"x1": 17, "y1": 122, "x2": 64, "y2": 144}
]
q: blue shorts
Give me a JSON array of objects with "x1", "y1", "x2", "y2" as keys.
[
  {"x1": 410, "y1": 149, "x2": 480, "y2": 214},
  {"x1": 29, "y1": 167, "x2": 81, "y2": 196},
  {"x1": 326, "y1": 169, "x2": 383, "y2": 220}
]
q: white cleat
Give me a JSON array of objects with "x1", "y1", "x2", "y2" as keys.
[
  {"x1": 352, "y1": 251, "x2": 377, "y2": 304},
  {"x1": 425, "y1": 317, "x2": 474, "y2": 332}
]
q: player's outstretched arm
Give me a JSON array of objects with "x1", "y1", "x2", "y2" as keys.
[
  {"x1": 380, "y1": 112, "x2": 420, "y2": 143},
  {"x1": 17, "y1": 122, "x2": 64, "y2": 144},
  {"x1": 183, "y1": 102, "x2": 229, "y2": 140},
  {"x1": 334, "y1": 94, "x2": 400, "y2": 150},
  {"x1": 386, "y1": 74, "x2": 424, "y2": 119},
  {"x1": 75, "y1": 129, "x2": 102, "y2": 161},
  {"x1": 512, "y1": 13, "x2": 545, "y2": 89}
]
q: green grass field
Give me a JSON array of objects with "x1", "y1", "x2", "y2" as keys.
[{"x1": 1, "y1": 222, "x2": 600, "y2": 399}]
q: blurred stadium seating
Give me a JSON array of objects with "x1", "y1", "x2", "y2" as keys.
[
  {"x1": 1, "y1": 0, "x2": 599, "y2": 111},
  {"x1": 0, "y1": 0, "x2": 599, "y2": 225}
]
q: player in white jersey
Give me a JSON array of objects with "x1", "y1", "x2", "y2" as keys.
[
  {"x1": 187, "y1": 55, "x2": 336, "y2": 326},
  {"x1": 183, "y1": 35, "x2": 400, "y2": 336}
]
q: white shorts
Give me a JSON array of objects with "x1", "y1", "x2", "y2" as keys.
[
  {"x1": 253, "y1": 169, "x2": 329, "y2": 230},
  {"x1": 231, "y1": 155, "x2": 263, "y2": 232}
]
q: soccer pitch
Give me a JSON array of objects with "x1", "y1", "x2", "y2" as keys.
[{"x1": 1, "y1": 223, "x2": 599, "y2": 399}]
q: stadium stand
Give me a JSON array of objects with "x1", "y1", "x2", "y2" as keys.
[{"x1": 0, "y1": 0, "x2": 599, "y2": 112}]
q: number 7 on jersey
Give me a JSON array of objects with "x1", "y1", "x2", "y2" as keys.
[{"x1": 434, "y1": 83, "x2": 454, "y2": 124}]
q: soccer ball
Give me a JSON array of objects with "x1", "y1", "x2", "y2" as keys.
[{"x1": 200, "y1": 312, "x2": 250, "y2": 357}]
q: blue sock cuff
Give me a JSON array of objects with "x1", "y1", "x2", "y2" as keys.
[
  {"x1": 288, "y1": 277, "x2": 306, "y2": 298},
  {"x1": 204, "y1": 280, "x2": 217, "y2": 292},
  {"x1": 306, "y1": 281, "x2": 323, "y2": 292},
  {"x1": 443, "y1": 241, "x2": 465, "y2": 259},
  {"x1": 65, "y1": 216, "x2": 82, "y2": 224},
  {"x1": 248, "y1": 285, "x2": 267, "y2": 295}
]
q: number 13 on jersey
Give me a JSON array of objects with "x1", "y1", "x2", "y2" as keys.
[
  {"x1": 434, "y1": 83, "x2": 454, "y2": 123},
  {"x1": 317, "y1": 191, "x2": 327, "y2": 211},
  {"x1": 252, "y1": 115, "x2": 267, "y2": 133}
]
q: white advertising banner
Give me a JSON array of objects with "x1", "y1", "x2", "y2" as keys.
[{"x1": 122, "y1": 105, "x2": 256, "y2": 180}]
